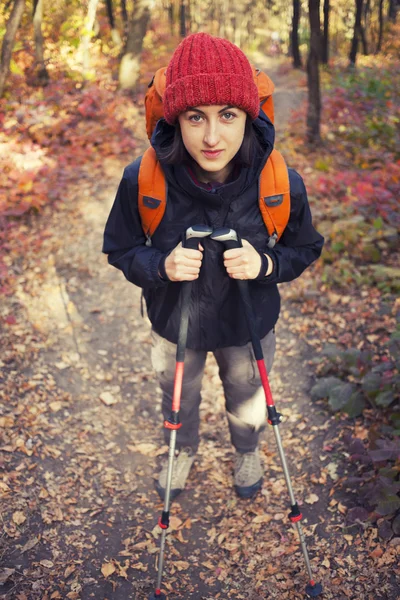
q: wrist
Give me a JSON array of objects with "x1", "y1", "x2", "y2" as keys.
[
  {"x1": 158, "y1": 254, "x2": 170, "y2": 281},
  {"x1": 264, "y1": 253, "x2": 273, "y2": 276},
  {"x1": 255, "y1": 251, "x2": 274, "y2": 280}
]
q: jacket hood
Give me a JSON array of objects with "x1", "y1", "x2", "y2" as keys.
[{"x1": 150, "y1": 110, "x2": 275, "y2": 202}]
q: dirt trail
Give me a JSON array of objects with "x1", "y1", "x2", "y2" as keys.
[{"x1": 1, "y1": 59, "x2": 398, "y2": 600}]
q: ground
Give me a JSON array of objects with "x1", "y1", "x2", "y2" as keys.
[{"x1": 1, "y1": 58, "x2": 399, "y2": 600}]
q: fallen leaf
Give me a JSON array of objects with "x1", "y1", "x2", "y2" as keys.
[
  {"x1": 40, "y1": 559, "x2": 54, "y2": 568},
  {"x1": 19, "y1": 537, "x2": 40, "y2": 553},
  {"x1": 12, "y1": 511, "x2": 26, "y2": 525},
  {"x1": 174, "y1": 560, "x2": 190, "y2": 571},
  {"x1": 64, "y1": 565, "x2": 76, "y2": 578},
  {"x1": 101, "y1": 562, "x2": 116, "y2": 578},
  {"x1": 0, "y1": 568, "x2": 15, "y2": 585},
  {"x1": 169, "y1": 516, "x2": 183, "y2": 530},
  {"x1": 128, "y1": 442, "x2": 158, "y2": 456},
  {"x1": 99, "y1": 391, "x2": 117, "y2": 406},
  {"x1": 252, "y1": 514, "x2": 273, "y2": 524},
  {"x1": 305, "y1": 494, "x2": 319, "y2": 504}
]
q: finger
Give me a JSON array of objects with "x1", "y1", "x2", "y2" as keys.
[
  {"x1": 178, "y1": 270, "x2": 200, "y2": 280},
  {"x1": 181, "y1": 248, "x2": 203, "y2": 259},
  {"x1": 224, "y1": 256, "x2": 248, "y2": 268},
  {"x1": 179, "y1": 257, "x2": 203, "y2": 269},
  {"x1": 198, "y1": 242, "x2": 204, "y2": 251},
  {"x1": 181, "y1": 265, "x2": 201, "y2": 274},
  {"x1": 227, "y1": 265, "x2": 249, "y2": 276},
  {"x1": 223, "y1": 248, "x2": 243, "y2": 260}
]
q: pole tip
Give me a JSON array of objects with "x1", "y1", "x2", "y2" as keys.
[{"x1": 305, "y1": 582, "x2": 323, "y2": 597}]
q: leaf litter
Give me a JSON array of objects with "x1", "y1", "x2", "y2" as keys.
[{"x1": 1, "y1": 62, "x2": 399, "y2": 600}]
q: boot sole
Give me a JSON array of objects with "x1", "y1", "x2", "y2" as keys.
[
  {"x1": 234, "y1": 477, "x2": 263, "y2": 499},
  {"x1": 154, "y1": 481, "x2": 183, "y2": 502}
]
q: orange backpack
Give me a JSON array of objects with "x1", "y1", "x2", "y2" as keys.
[{"x1": 138, "y1": 66, "x2": 290, "y2": 248}]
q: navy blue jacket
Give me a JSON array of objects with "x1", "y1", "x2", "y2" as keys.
[{"x1": 102, "y1": 112, "x2": 324, "y2": 350}]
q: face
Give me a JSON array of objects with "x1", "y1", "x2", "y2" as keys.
[{"x1": 178, "y1": 105, "x2": 247, "y2": 183}]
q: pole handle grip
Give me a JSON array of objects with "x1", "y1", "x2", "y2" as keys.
[
  {"x1": 210, "y1": 227, "x2": 242, "y2": 250},
  {"x1": 183, "y1": 224, "x2": 213, "y2": 249}
]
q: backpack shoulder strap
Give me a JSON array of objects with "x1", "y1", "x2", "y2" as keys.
[
  {"x1": 259, "y1": 149, "x2": 291, "y2": 246},
  {"x1": 138, "y1": 147, "x2": 167, "y2": 245}
]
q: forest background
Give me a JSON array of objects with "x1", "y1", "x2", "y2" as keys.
[{"x1": 0, "y1": 0, "x2": 399, "y2": 599}]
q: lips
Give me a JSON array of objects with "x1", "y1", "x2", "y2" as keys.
[{"x1": 202, "y1": 150, "x2": 224, "y2": 159}]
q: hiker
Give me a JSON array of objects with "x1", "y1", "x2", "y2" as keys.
[{"x1": 102, "y1": 32, "x2": 324, "y2": 501}]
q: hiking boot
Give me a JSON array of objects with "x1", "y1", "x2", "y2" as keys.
[
  {"x1": 234, "y1": 448, "x2": 263, "y2": 498},
  {"x1": 155, "y1": 447, "x2": 195, "y2": 501}
]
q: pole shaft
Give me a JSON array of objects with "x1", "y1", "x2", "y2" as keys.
[
  {"x1": 272, "y1": 425, "x2": 314, "y2": 580},
  {"x1": 237, "y1": 277, "x2": 318, "y2": 585}
]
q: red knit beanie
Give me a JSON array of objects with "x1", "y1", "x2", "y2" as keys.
[{"x1": 163, "y1": 33, "x2": 260, "y2": 124}]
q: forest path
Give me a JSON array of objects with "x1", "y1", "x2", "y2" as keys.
[{"x1": 2, "y1": 58, "x2": 396, "y2": 600}]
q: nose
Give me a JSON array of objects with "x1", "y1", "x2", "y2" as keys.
[{"x1": 203, "y1": 120, "x2": 220, "y2": 147}]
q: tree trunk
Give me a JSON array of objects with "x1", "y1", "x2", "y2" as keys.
[
  {"x1": 106, "y1": 0, "x2": 115, "y2": 28},
  {"x1": 186, "y1": 0, "x2": 191, "y2": 33},
  {"x1": 359, "y1": 23, "x2": 369, "y2": 55},
  {"x1": 349, "y1": 0, "x2": 364, "y2": 65},
  {"x1": 168, "y1": 1, "x2": 174, "y2": 35},
  {"x1": 0, "y1": 0, "x2": 26, "y2": 98},
  {"x1": 388, "y1": 0, "x2": 399, "y2": 21},
  {"x1": 179, "y1": 0, "x2": 186, "y2": 37},
  {"x1": 376, "y1": 0, "x2": 384, "y2": 52},
  {"x1": 307, "y1": 0, "x2": 321, "y2": 144},
  {"x1": 119, "y1": 0, "x2": 151, "y2": 90},
  {"x1": 32, "y1": 0, "x2": 48, "y2": 85},
  {"x1": 121, "y1": 0, "x2": 129, "y2": 38},
  {"x1": 321, "y1": 0, "x2": 330, "y2": 65},
  {"x1": 291, "y1": 0, "x2": 302, "y2": 68},
  {"x1": 106, "y1": 0, "x2": 121, "y2": 44},
  {"x1": 80, "y1": 0, "x2": 100, "y2": 76}
]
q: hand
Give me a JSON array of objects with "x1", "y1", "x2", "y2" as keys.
[
  {"x1": 164, "y1": 242, "x2": 204, "y2": 281},
  {"x1": 223, "y1": 239, "x2": 273, "y2": 280}
]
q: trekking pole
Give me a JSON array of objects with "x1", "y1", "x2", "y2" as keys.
[
  {"x1": 210, "y1": 227, "x2": 323, "y2": 599},
  {"x1": 149, "y1": 224, "x2": 213, "y2": 600}
]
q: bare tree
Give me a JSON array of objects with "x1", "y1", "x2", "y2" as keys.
[
  {"x1": 360, "y1": 0, "x2": 369, "y2": 55},
  {"x1": 291, "y1": 0, "x2": 302, "y2": 68},
  {"x1": 106, "y1": 0, "x2": 122, "y2": 44},
  {"x1": 80, "y1": 0, "x2": 101, "y2": 76},
  {"x1": 0, "y1": 0, "x2": 26, "y2": 98},
  {"x1": 33, "y1": 0, "x2": 48, "y2": 85},
  {"x1": 307, "y1": 0, "x2": 321, "y2": 144},
  {"x1": 321, "y1": 0, "x2": 330, "y2": 65},
  {"x1": 388, "y1": 0, "x2": 399, "y2": 21},
  {"x1": 121, "y1": 0, "x2": 129, "y2": 38},
  {"x1": 119, "y1": 0, "x2": 151, "y2": 90},
  {"x1": 349, "y1": 0, "x2": 364, "y2": 65},
  {"x1": 168, "y1": 1, "x2": 174, "y2": 35},
  {"x1": 376, "y1": 0, "x2": 384, "y2": 52},
  {"x1": 179, "y1": 0, "x2": 186, "y2": 37}
]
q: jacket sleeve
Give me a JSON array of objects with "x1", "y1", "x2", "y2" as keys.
[
  {"x1": 258, "y1": 169, "x2": 324, "y2": 284},
  {"x1": 102, "y1": 158, "x2": 169, "y2": 289}
]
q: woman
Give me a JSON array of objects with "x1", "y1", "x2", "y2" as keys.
[{"x1": 103, "y1": 33, "x2": 324, "y2": 501}]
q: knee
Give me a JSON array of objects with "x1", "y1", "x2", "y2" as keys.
[{"x1": 227, "y1": 392, "x2": 267, "y2": 430}]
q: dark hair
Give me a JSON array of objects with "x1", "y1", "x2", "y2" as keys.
[{"x1": 157, "y1": 115, "x2": 264, "y2": 168}]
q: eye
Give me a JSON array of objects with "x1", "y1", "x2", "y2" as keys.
[
  {"x1": 222, "y1": 112, "x2": 236, "y2": 121},
  {"x1": 188, "y1": 114, "x2": 203, "y2": 122}
]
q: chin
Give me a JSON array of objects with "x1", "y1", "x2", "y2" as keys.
[{"x1": 197, "y1": 157, "x2": 229, "y2": 171}]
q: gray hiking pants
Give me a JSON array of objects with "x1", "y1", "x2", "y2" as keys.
[{"x1": 150, "y1": 328, "x2": 276, "y2": 453}]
